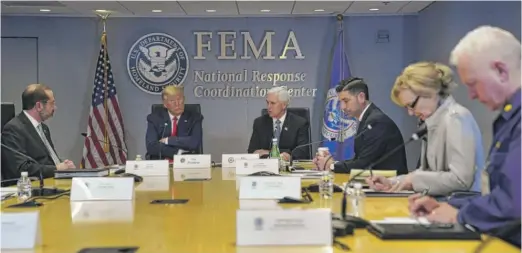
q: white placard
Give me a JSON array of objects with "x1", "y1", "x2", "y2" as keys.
[
  {"x1": 1, "y1": 211, "x2": 41, "y2": 249},
  {"x1": 125, "y1": 160, "x2": 169, "y2": 176},
  {"x1": 173, "y1": 154, "x2": 211, "y2": 168},
  {"x1": 135, "y1": 176, "x2": 170, "y2": 191},
  {"x1": 70, "y1": 177, "x2": 134, "y2": 201},
  {"x1": 173, "y1": 168, "x2": 211, "y2": 181},
  {"x1": 222, "y1": 154, "x2": 260, "y2": 168},
  {"x1": 236, "y1": 209, "x2": 332, "y2": 246},
  {"x1": 239, "y1": 176, "x2": 301, "y2": 199},
  {"x1": 70, "y1": 201, "x2": 134, "y2": 223},
  {"x1": 236, "y1": 159, "x2": 279, "y2": 175}
]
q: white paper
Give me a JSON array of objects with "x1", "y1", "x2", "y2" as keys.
[
  {"x1": 1, "y1": 211, "x2": 41, "y2": 249},
  {"x1": 370, "y1": 217, "x2": 430, "y2": 224}
]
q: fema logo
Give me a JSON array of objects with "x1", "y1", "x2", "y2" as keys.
[
  {"x1": 127, "y1": 33, "x2": 189, "y2": 95},
  {"x1": 228, "y1": 157, "x2": 235, "y2": 164},
  {"x1": 244, "y1": 162, "x2": 248, "y2": 168},
  {"x1": 180, "y1": 158, "x2": 186, "y2": 163},
  {"x1": 251, "y1": 181, "x2": 257, "y2": 189},
  {"x1": 254, "y1": 217, "x2": 263, "y2": 230},
  {"x1": 321, "y1": 88, "x2": 357, "y2": 141}
]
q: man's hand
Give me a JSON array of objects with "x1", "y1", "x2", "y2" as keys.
[
  {"x1": 365, "y1": 175, "x2": 393, "y2": 191},
  {"x1": 313, "y1": 154, "x2": 334, "y2": 171},
  {"x1": 388, "y1": 173, "x2": 414, "y2": 192},
  {"x1": 63, "y1": 159, "x2": 76, "y2": 169},
  {"x1": 281, "y1": 152, "x2": 291, "y2": 161},
  {"x1": 160, "y1": 138, "x2": 168, "y2": 144},
  {"x1": 426, "y1": 203, "x2": 458, "y2": 223},
  {"x1": 409, "y1": 196, "x2": 440, "y2": 217},
  {"x1": 56, "y1": 162, "x2": 69, "y2": 170},
  {"x1": 254, "y1": 149, "x2": 269, "y2": 156}
]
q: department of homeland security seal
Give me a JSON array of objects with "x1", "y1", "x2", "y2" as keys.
[
  {"x1": 322, "y1": 88, "x2": 357, "y2": 141},
  {"x1": 127, "y1": 33, "x2": 189, "y2": 95}
]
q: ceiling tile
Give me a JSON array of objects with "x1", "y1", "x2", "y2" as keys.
[
  {"x1": 64, "y1": 1, "x2": 133, "y2": 17},
  {"x1": 345, "y1": 1, "x2": 410, "y2": 14},
  {"x1": 237, "y1": 0, "x2": 294, "y2": 15},
  {"x1": 178, "y1": 1, "x2": 238, "y2": 16},
  {"x1": 120, "y1": 1, "x2": 186, "y2": 16},
  {"x1": 292, "y1": 1, "x2": 353, "y2": 15},
  {"x1": 1, "y1": 6, "x2": 79, "y2": 15},
  {"x1": 400, "y1": 1, "x2": 433, "y2": 13}
]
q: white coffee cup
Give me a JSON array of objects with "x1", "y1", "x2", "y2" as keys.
[{"x1": 317, "y1": 147, "x2": 329, "y2": 157}]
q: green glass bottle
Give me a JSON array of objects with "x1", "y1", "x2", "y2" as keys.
[{"x1": 269, "y1": 138, "x2": 281, "y2": 158}]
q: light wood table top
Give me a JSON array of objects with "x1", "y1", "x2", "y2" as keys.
[{"x1": 1, "y1": 168, "x2": 518, "y2": 253}]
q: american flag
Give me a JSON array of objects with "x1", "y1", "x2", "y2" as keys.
[{"x1": 81, "y1": 32, "x2": 127, "y2": 168}]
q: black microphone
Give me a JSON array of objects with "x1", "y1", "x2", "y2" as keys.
[
  {"x1": 0, "y1": 143, "x2": 67, "y2": 197},
  {"x1": 340, "y1": 126, "x2": 428, "y2": 220},
  {"x1": 158, "y1": 122, "x2": 168, "y2": 160},
  {"x1": 81, "y1": 133, "x2": 128, "y2": 162}
]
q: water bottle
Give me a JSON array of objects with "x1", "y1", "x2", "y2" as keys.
[
  {"x1": 348, "y1": 182, "x2": 366, "y2": 217},
  {"x1": 16, "y1": 172, "x2": 32, "y2": 202},
  {"x1": 135, "y1": 155, "x2": 142, "y2": 161},
  {"x1": 269, "y1": 138, "x2": 285, "y2": 172},
  {"x1": 319, "y1": 164, "x2": 335, "y2": 199}
]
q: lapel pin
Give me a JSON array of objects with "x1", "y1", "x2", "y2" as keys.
[
  {"x1": 184, "y1": 120, "x2": 188, "y2": 123},
  {"x1": 284, "y1": 127, "x2": 288, "y2": 131}
]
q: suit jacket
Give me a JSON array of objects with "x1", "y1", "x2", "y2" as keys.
[
  {"x1": 411, "y1": 96, "x2": 484, "y2": 195},
  {"x1": 333, "y1": 103, "x2": 408, "y2": 175},
  {"x1": 145, "y1": 108, "x2": 203, "y2": 160},
  {"x1": 1, "y1": 112, "x2": 59, "y2": 182},
  {"x1": 247, "y1": 112, "x2": 310, "y2": 160}
]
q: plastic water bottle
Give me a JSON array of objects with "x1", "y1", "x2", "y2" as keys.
[
  {"x1": 348, "y1": 182, "x2": 366, "y2": 217},
  {"x1": 269, "y1": 138, "x2": 285, "y2": 172},
  {"x1": 135, "y1": 155, "x2": 142, "y2": 161},
  {"x1": 319, "y1": 164, "x2": 335, "y2": 199},
  {"x1": 16, "y1": 172, "x2": 32, "y2": 202}
]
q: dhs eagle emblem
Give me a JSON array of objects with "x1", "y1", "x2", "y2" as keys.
[
  {"x1": 322, "y1": 88, "x2": 357, "y2": 141},
  {"x1": 127, "y1": 33, "x2": 189, "y2": 95}
]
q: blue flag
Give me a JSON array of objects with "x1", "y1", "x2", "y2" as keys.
[{"x1": 321, "y1": 29, "x2": 358, "y2": 161}]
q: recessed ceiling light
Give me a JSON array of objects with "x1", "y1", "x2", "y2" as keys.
[
  {"x1": 369, "y1": 8, "x2": 379, "y2": 11},
  {"x1": 206, "y1": 9, "x2": 216, "y2": 13},
  {"x1": 260, "y1": 9, "x2": 271, "y2": 12},
  {"x1": 314, "y1": 9, "x2": 325, "y2": 12},
  {"x1": 152, "y1": 10, "x2": 162, "y2": 13},
  {"x1": 39, "y1": 9, "x2": 51, "y2": 12},
  {"x1": 95, "y1": 9, "x2": 109, "y2": 13}
]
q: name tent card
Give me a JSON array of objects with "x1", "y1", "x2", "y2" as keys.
[
  {"x1": 70, "y1": 177, "x2": 134, "y2": 201},
  {"x1": 125, "y1": 160, "x2": 169, "y2": 176},
  {"x1": 173, "y1": 154, "x2": 211, "y2": 168},
  {"x1": 236, "y1": 159, "x2": 279, "y2": 175},
  {"x1": 236, "y1": 209, "x2": 332, "y2": 246},
  {"x1": 222, "y1": 153, "x2": 260, "y2": 168},
  {"x1": 239, "y1": 176, "x2": 301, "y2": 199},
  {"x1": 1, "y1": 211, "x2": 41, "y2": 249}
]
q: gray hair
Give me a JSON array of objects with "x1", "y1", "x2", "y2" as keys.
[
  {"x1": 450, "y1": 26, "x2": 521, "y2": 68},
  {"x1": 267, "y1": 86, "x2": 290, "y2": 105}
]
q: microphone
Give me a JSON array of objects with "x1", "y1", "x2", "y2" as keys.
[
  {"x1": 340, "y1": 126, "x2": 428, "y2": 220},
  {"x1": 158, "y1": 122, "x2": 168, "y2": 160},
  {"x1": 321, "y1": 124, "x2": 374, "y2": 171},
  {"x1": 0, "y1": 143, "x2": 67, "y2": 197},
  {"x1": 81, "y1": 133, "x2": 128, "y2": 161}
]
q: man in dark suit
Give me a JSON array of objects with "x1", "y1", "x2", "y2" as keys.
[
  {"x1": 1, "y1": 84, "x2": 76, "y2": 182},
  {"x1": 315, "y1": 77, "x2": 408, "y2": 175},
  {"x1": 145, "y1": 85, "x2": 203, "y2": 160},
  {"x1": 248, "y1": 86, "x2": 310, "y2": 161}
]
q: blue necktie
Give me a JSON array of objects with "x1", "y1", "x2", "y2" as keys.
[{"x1": 275, "y1": 119, "x2": 282, "y2": 141}]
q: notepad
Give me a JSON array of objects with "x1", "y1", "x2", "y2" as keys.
[
  {"x1": 370, "y1": 217, "x2": 430, "y2": 225},
  {"x1": 350, "y1": 169, "x2": 397, "y2": 178}
]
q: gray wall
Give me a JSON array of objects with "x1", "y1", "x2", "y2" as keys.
[{"x1": 1, "y1": 1, "x2": 520, "y2": 168}]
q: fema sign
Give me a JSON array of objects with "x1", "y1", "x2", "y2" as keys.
[{"x1": 127, "y1": 33, "x2": 189, "y2": 95}]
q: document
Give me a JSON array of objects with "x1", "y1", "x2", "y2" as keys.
[{"x1": 370, "y1": 217, "x2": 430, "y2": 225}]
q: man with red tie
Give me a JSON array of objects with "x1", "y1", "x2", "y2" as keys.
[{"x1": 145, "y1": 85, "x2": 203, "y2": 161}]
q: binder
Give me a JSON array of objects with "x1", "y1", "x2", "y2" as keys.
[{"x1": 367, "y1": 222, "x2": 481, "y2": 240}]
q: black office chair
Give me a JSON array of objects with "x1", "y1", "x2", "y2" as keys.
[
  {"x1": 261, "y1": 107, "x2": 312, "y2": 159},
  {"x1": 150, "y1": 104, "x2": 203, "y2": 154},
  {"x1": 1, "y1": 103, "x2": 16, "y2": 186}
]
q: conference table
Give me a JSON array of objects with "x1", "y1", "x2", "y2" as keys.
[{"x1": 1, "y1": 167, "x2": 519, "y2": 253}]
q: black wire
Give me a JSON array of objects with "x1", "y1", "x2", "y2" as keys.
[
  {"x1": 334, "y1": 239, "x2": 350, "y2": 251},
  {"x1": 27, "y1": 190, "x2": 71, "y2": 202}
]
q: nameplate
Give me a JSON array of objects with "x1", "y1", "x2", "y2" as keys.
[
  {"x1": 125, "y1": 160, "x2": 169, "y2": 176},
  {"x1": 236, "y1": 159, "x2": 279, "y2": 175},
  {"x1": 236, "y1": 209, "x2": 332, "y2": 246},
  {"x1": 239, "y1": 176, "x2": 301, "y2": 199},
  {"x1": 70, "y1": 201, "x2": 134, "y2": 223},
  {"x1": 1, "y1": 211, "x2": 41, "y2": 249},
  {"x1": 173, "y1": 168, "x2": 211, "y2": 181},
  {"x1": 222, "y1": 154, "x2": 260, "y2": 168},
  {"x1": 173, "y1": 154, "x2": 211, "y2": 168},
  {"x1": 70, "y1": 177, "x2": 134, "y2": 201}
]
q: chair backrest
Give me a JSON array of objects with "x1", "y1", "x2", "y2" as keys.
[
  {"x1": 1, "y1": 103, "x2": 15, "y2": 132},
  {"x1": 261, "y1": 107, "x2": 312, "y2": 159},
  {"x1": 150, "y1": 104, "x2": 203, "y2": 154}
]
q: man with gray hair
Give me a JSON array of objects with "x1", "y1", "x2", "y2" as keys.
[
  {"x1": 248, "y1": 86, "x2": 310, "y2": 160},
  {"x1": 409, "y1": 26, "x2": 521, "y2": 247}
]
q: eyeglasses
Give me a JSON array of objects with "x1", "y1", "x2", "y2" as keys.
[{"x1": 406, "y1": 96, "x2": 420, "y2": 109}]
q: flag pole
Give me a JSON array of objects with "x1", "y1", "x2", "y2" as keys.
[
  {"x1": 336, "y1": 14, "x2": 345, "y2": 158},
  {"x1": 98, "y1": 12, "x2": 111, "y2": 153}
]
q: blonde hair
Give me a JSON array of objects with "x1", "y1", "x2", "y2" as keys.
[
  {"x1": 162, "y1": 85, "x2": 184, "y2": 100},
  {"x1": 391, "y1": 62, "x2": 458, "y2": 106}
]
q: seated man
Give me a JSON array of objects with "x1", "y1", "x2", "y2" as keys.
[
  {"x1": 409, "y1": 26, "x2": 521, "y2": 247},
  {"x1": 248, "y1": 86, "x2": 310, "y2": 161},
  {"x1": 314, "y1": 77, "x2": 408, "y2": 175},
  {"x1": 146, "y1": 85, "x2": 203, "y2": 160},
  {"x1": 1, "y1": 84, "x2": 75, "y2": 182}
]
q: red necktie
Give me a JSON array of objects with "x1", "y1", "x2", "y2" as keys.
[{"x1": 171, "y1": 117, "x2": 178, "y2": 137}]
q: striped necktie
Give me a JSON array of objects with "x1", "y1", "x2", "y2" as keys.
[
  {"x1": 275, "y1": 119, "x2": 282, "y2": 141},
  {"x1": 36, "y1": 124, "x2": 61, "y2": 165}
]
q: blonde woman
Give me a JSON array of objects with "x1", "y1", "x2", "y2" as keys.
[{"x1": 366, "y1": 62, "x2": 484, "y2": 196}]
